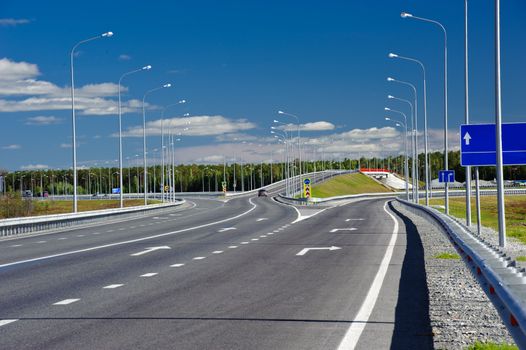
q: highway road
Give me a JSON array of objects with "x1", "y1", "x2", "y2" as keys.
[{"x1": 0, "y1": 194, "x2": 433, "y2": 349}]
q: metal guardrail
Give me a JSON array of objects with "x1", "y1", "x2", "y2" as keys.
[
  {"x1": 397, "y1": 198, "x2": 526, "y2": 348},
  {"x1": 276, "y1": 191, "x2": 399, "y2": 206},
  {"x1": 0, "y1": 200, "x2": 185, "y2": 237}
]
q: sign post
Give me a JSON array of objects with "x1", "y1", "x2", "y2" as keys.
[
  {"x1": 303, "y1": 178, "x2": 311, "y2": 199},
  {"x1": 221, "y1": 181, "x2": 227, "y2": 195}
]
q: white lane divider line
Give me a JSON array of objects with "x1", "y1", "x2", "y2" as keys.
[
  {"x1": 240, "y1": 241, "x2": 249, "y2": 245},
  {"x1": 170, "y1": 263, "x2": 185, "y2": 267},
  {"x1": 267, "y1": 233, "x2": 274, "y2": 235},
  {"x1": 212, "y1": 251, "x2": 224, "y2": 254},
  {"x1": 140, "y1": 273, "x2": 158, "y2": 277},
  {"x1": 129, "y1": 226, "x2": 136, "y2": 229},
  {"x1": 337, "y1": 201, "x2": 399, "y2": 350},
  {"x1": 260, "y1": 235, "x2": 267, "y2": 238},
  {"x1": 53, "y1": 299, "x2": 80, "y2": 305},
  {"x1": 118, "y1": 228, "x2": 125, "y2": 231},
  {"x1": 218, "y1": 227, "x2": 236, "y2": 232},
  {"x1": 36, "y1": 241, "x2": 47, "y2": 244},
  {"x1": 131, "y1": 246, "x2": 171, "y2": 257},
  {"x1": 273, "y1": 230, "x2": 279, "y2": 233},
  {"x1": 193, "y1": 257, "x2": 206, "y2": 260},
  {"x1": 58, "y1": 237, "x2": 68, "y2": 240},
  {"x1": 10, "y1": 244, "x2": 22, "y2": 247},
  {"x1": 92, "y1": 232, "x2": 100, "y2": 235},
  {"x1": 76, "y1": 235, "x2": 85, "y2": 237},
  {"x1": 107, "y1": 230, "x2": 114, "y2": 233},
  {"x1": 256, "y1": 218, "x2": 268, "y2": 222},
  {"x1": 0, "y1": 319, "x2": 18, "y2": 327},
  {"x1": 228, "y1": 246, "x2": 238, "y2": 249},
  {"x1": 251, "y1": 238, "x2": 259, "y2": 241},
  {"x1": 103, "y1": 284, "x2": 124, "y2": 289},
  {"x1": 330, "y1": 228, "x2": 357, "y2": 233},
  {"x1": 0, "y1": 198, "x2": 259, "y2": 270},
  {"x1": 346, "y1": 218, "x2": 365, "y2": 222}
]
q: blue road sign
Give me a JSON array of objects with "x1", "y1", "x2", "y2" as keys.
[
  {"x1": 460, "y1": 123, "x2": 526, "y2": 166},
  {"x1": 303, "y1": 178, "x2": 311, "y2": 185},
  {"x1": 112, "y1": 188, "x2": 121, "y2": 194},
  {"x1": 438, "y1": 170, "x2": 455, "y2": 183}
]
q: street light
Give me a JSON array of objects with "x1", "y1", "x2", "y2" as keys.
[
  {"x1": 386, "y1": 117, "x2": 409, "y2": 200},
  {"x1": 160, "y1": 99, "x2": 186, "y2": 202},
  {"x1": 70, "y1": 31, "x2": 113, "y2": 213},
  {"x1": 142, "y1": 83, "x2": 171, "y2": 205},
  {"x1": 401, "y1": 11, "x2": 450, "y2": 214},
  {"x1": 387, "y1": 95, "x2": 416, "y2": 200},
  {"x1": 388, "y1": 52, "x2": 430, "y2": 206},
  {"x1": 118, "y1": 64, "x2": 152, "y2": 208},
  {"x1": 277, "y1": 110, "x2": 303, "y2": 178}
]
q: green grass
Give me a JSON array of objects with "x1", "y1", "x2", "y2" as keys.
[
  {"x1": 515, "y1": 256, "x2": 526, "y2": 262},
  {"x1": 424, "y1": 195, "x2": 526, "y2": 244},
  {"x1": 8, "y1": 199, "x2": 161, "y2": 218},
  {"x1": 434, "y1": 252, "x2": 460, "y2": 260},
  {"x1": 310, "y1": 173, "x2": 392, "y2": 198},
  {"x1": 465, "y1": 341, "x2": 518, "y2": 350}
]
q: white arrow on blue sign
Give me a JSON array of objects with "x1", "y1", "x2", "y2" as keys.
[
  {"x1": 460, "y1": 123, "x2": 526, "y2": 166},
  {"x1": 438, "y1": 170, "x2": 455, "y2": 183}
]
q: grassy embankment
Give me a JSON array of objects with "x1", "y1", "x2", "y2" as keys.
[
  {"x1": 426, "y1": 196, "x2": 526, "y2": 244},
  {"x1": 0, "y1": 196, "x2": 161, "y2": 219},
  {"x1": 310, "y1": 173, "x2": 392, "y2": 198}
]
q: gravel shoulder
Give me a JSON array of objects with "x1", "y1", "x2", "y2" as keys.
[{"x1": 392, "y1": 201, "x2": 515, "y2": 349}]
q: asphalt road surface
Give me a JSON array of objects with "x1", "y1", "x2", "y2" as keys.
[{"x1": 0, "y1": 194, "x2": 432, "y2": 349}]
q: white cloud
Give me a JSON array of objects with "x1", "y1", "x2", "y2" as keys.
[
  {"x1": 277, "y1": 121, "x2": 336, "y2": 132},
  {"x1": 120, "y1": 115, "x2": 257, "y2": 137},
  {"x1": 0, "y1": 18, "x2": 31, "y2": 26},
  {"x1": 0, "y1": 58, "x2": 134, "y2": 115},
  {"x1": 20, "y1": 164, "x2": 48, "y2": 170},
  {"x1": 60, "y1": 143, "x2": 72, "y2": 148},
  {"x1": 2, "y1": 144, "x2": 21, "y2": 150},
  {"x1": 118, "y1": 54, "x2": 132, "y2": 61},
  {"x1": 26, "y1": 115, "x2": 61, "y2": 125}
]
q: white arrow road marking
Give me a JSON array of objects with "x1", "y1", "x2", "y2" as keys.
[
  {"x1": 0, "y1": 319, "x2": 18, "y2": 327},
  {"x1": 103, "y1": 284, "x2": 124, "y2": 289},
  {"x1": 218, "y1": 227, "x2": 236, "y2": 232},
  {"x1": 464, "y1": 132, "x2": 472, "y2": 145},
  {"x1": 53, "y1": 299, "x2": 80, "y2": 305},
  {"x1": 296, "y1": 246, "x2": 341, "y2": 256},
  {"x1": 330, "y1": 228, "x2": 357, "y2": 233},
  {"x1": 256, "y1": 218, "x2": 268, "y2": 222},
  {"x1": 140, "y1": 273, "x2": 158, "y2": 277},
  {"x1": 346, "y1": 218, "x2": 364, "y2": 222},
  {"x1": 170, "y1": 263, "x2": 185, "y2": 267},
  {"x1": 131, "y1": 246, "x2": 171, "y2": 257}
]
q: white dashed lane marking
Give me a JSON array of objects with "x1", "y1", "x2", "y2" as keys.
[
  {"x1": 170, "y1": 263, "x2": 185, "y2": 267},
  {"x1": 193, "y1": 257, "x2": 206, "y2": 260},
  {"x1": 103, "y1": 284, "x2": 124, "y2": 289},
  {"x1": 228, "y1": 246, "x2": 238, "y2": 249},
  {"x1": 241, "y1": 242, "x2": 249, "y2": 245},
  {"x1": 0, "y1": 319, "x2": 18, "y2": 327},
  {"x1": 36, "y1": 241, "x2": 46, "y2": 244},
  {"x1": 76, "y1": 235, "x2": 85, "y2": 237},
  {"x1": 140, "y1": 273, "x2": 158, "y2": 277},
  {"x1": 58, "y1": 237, "x2": 68, "y2": 240},
  {"x1": 53, "y1": 299, "x2": 80, "y2": 305},
  {"x1": 251, "y1": 238, "x2": 259, "y2": 241},
  {"x1": 10, "y1": 244, "x2": 22, "y2": 247},
  {"x1": 212, "y1": 251, "x2": 224, "y2": 254}
]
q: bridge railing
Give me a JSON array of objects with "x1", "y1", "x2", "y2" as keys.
[{"x1": 397, "y1": 198, "x2": 526, "y2": 348}]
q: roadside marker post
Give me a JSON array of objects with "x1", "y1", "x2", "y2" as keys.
[{"x1": 303, "y1": 178, "x2": 311, "y2": 199}]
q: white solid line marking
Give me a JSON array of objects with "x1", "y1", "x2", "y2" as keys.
[
  {"x1": 76, "y1": 235, "x2": 85, "y2": 237},
  {"x1": 251, "y1": 238, "x2": 259, "y2": 241},
  {"x1": 241, "y1": 242, "x2": 249, "y2": 244},
  {"x1": 0, "y1": 198, "x2": 258, "y2": 270},
  {"x1": 140, "y1": 273, "x2": 158, "y2": 277},
  {"x1": 53, "y1": 299, "x2": 80, "y2": 305},
  {"x1": 103, "y1": 284, "x2": 124, "y2": 289},
  {"x1": 212, "y1": 250, "x2": 224, "y2": 254},
  {"x1": 193, "y1": 256, "x2": 206, "y2": 260},
  {"x1": 10, "y1": 244, "x2": 22, "y2": 247},
  {"x1": 228, "y1": 246, "x2": 238, "y2": 249},
  {"x1": 0, "y1": 319, "x2": 18, "y2": 327},
  {"x1": 330, "y1": 228, "x2": 357, "y2": 233},
  {"x1": 337, "y1": 201, "x2": 399, "y2": 350},
  {"x1": 170, "y1": 263, "x2": 185, "y2": 267}
]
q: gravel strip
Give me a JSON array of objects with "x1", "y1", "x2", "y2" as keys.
[{"x1": 393, "y1": 201, "x2": 515, "y2": 349}]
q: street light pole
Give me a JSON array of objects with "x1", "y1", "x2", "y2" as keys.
[
  {"x1": 386, "y1": 117, "x2": 409, "y2": 201},
  {"x1": 118, "y1": 65, "x2": 151, "y2": 208},
  {"x1": 402, "y1": 11, "x2": 449, "y2": 213},
  {"x1": 142, "y1": 83, "x2": 171, "y2": 205},
  {"x1": 389, "y1": 53, "x2": 430, "y2": 206},
  {"x1": 385, "y1": 107, "x2": 412, "y2": 201},
  {"x1": 70, "y1": 31, "x2": 113, "y2": 213}
]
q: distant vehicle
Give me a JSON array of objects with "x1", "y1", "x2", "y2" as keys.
[
  {"x1": 257, "y1": 189, "x2": 268, "y2": 197},
  {"x1": 43, "y1": 191, "x2": 49, "y2": 197},
  {"x1": 22, "y1": 190, "x2": 33, "y2": 198}
]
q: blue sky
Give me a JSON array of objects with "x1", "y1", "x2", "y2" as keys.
[{"x1": 0, "y1": 0, "x2": 525, "y2": 170}]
